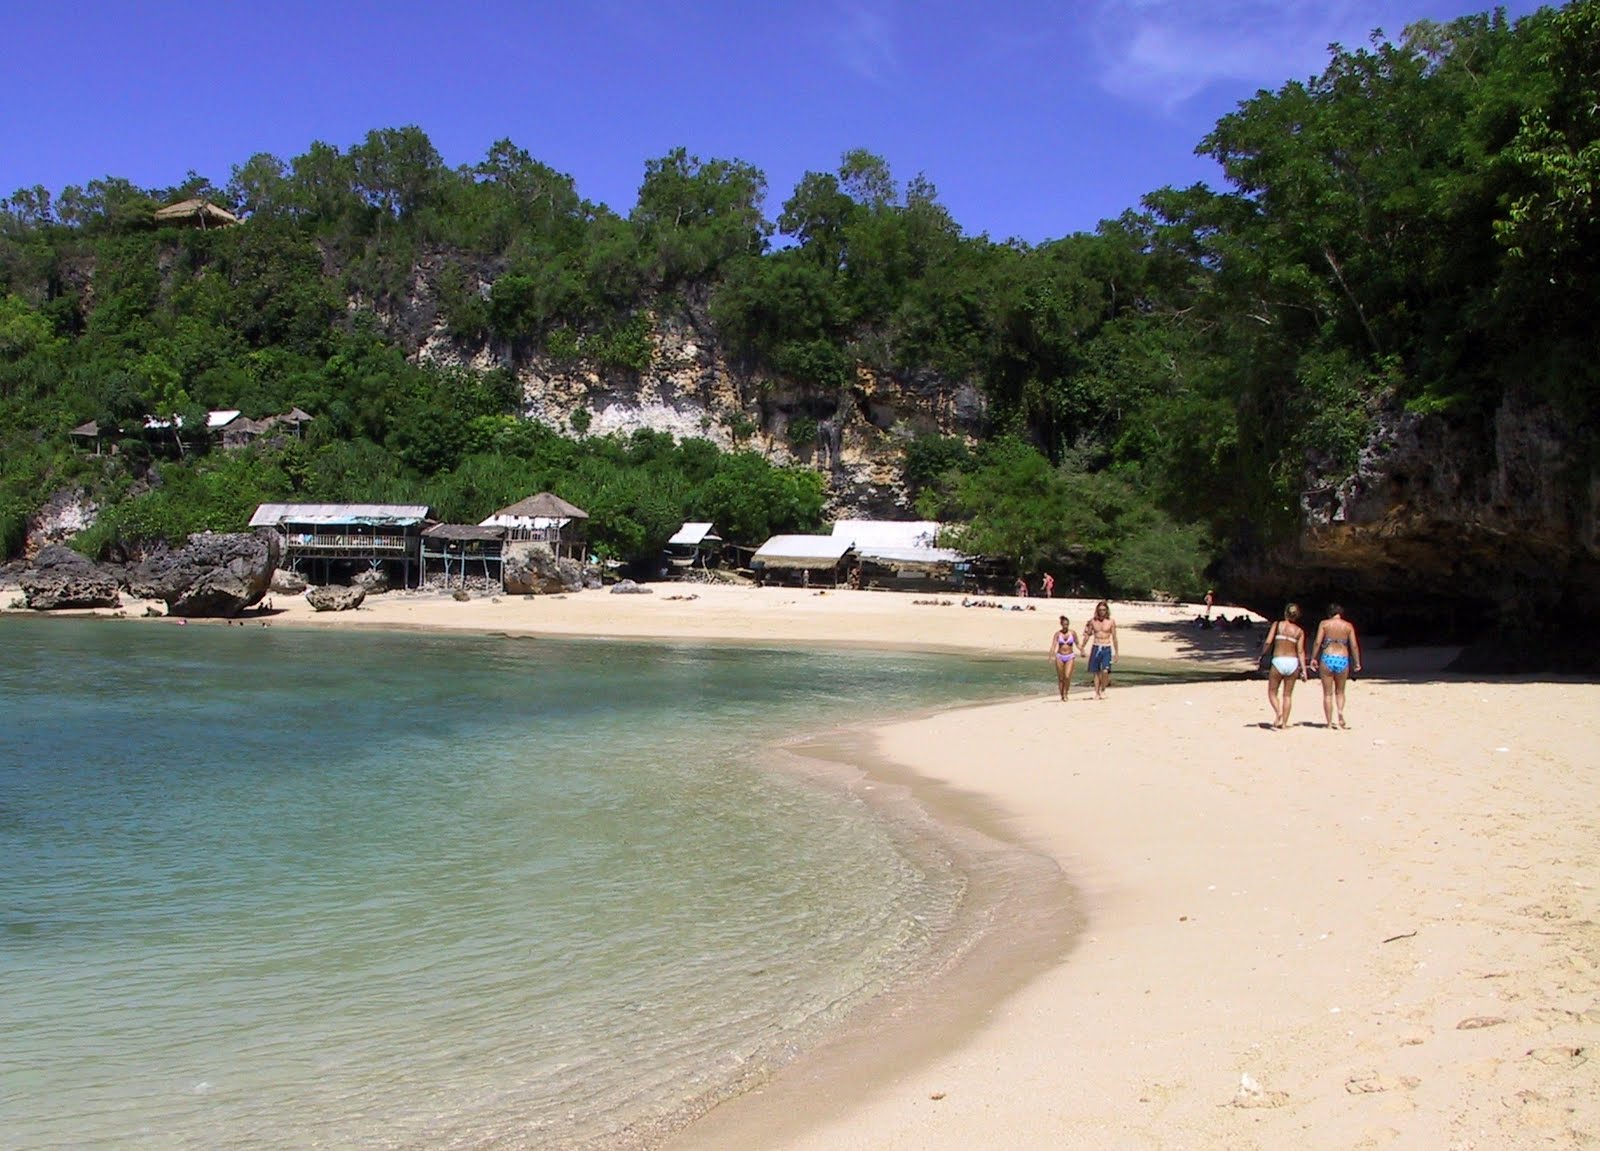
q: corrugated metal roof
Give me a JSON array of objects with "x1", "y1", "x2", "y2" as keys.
[
  {"x1": 424, "y1": 524, "x2": 507, "y2": 541},
  {"x1": 855, "y1": 545, "x2": 966, "y2": 567},
  {"x1": 752, "y1": 535, "x2": 854, "y2": 567},
  {"x1": 249, "y1": 503, "x2": 431, "y2": 527},
  {"x1": 668, "y1": 522, "x2": 721, "y2": 546},
  {"x1": 831, "y1": 520, "x2": 941, "y2": 549},
  {"x1": 479, "y1": 514, "x2": 577, "y2": 530}
]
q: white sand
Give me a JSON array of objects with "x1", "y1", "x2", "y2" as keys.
[{"x1": 11, "y1": 582, "x2": 1597, "y2": 1148}]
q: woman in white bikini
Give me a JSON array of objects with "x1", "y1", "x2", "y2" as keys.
[
  {"x1": 1258, "y1": 602, "x2": 1308, "y2": 729},
  {"x1": 1049, "y1": 615, "x2": 1079, "y2": 701}
]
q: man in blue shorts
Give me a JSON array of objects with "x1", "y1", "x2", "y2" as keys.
[{"x1": 1085, "y1": 600, "x2": 1118, "y2": 700}]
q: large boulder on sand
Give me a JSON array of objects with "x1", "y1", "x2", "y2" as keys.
[
  {"x1": 129, "y1": 530, "x2": 280, "y2": 618},
  {"x1": 502, "y1": 541, "x2": 584, "y2": 595},
  {"x1": 306, "y1": 584, "x2": 365, "y2": 612},
  {"x1": 351, "y1": 567, "x2": 390, "y2": 594},
  {"x1": 19, "y1": 544, "x2": 122, "y2": 610},
  {"x1": 270, "y1": 568, "x2": 308, "y2": 595}
]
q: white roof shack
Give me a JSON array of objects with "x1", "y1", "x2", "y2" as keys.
[
  {"x1": 831, "y1": 520, "x2": 941, "y2": 549},
  {"x1": 831, "y1": 520, "x2": 964, "y2": 568},
  {"x1": 249, "y1": 503, "x2": 431, "y2": 527},
  {"x1": 143, "y1": 409, "x2": 244, "y2": 431},
  {"x1": 752, "y1": 535, "x2": 854, "y2": 569},
  {"x1": 668, "y1": 522, "x2": 721, "y2": 547}
]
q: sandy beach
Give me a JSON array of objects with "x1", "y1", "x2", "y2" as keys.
[{"x1": 8, "y1": 582, "x2": 1596, "y2": 1148}]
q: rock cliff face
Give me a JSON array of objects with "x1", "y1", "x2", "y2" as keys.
[
  {"x1": 385, "y1": 271, "x2": 986, "y2": 520},
  {"x1": 1223, "y1": 390, "x2": 1600, "y2": 670}
]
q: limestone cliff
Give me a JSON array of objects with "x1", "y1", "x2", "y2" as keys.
[
  {"x1": 1223, "y1": 389, "x2": 1600, "y2": 669},
  {"x1": 380, "y1": 265, "x2": 987, "y2": 520}
]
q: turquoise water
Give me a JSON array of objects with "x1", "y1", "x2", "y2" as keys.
[{"x1": 0, "y1": 617, "x2": 1037, "y2": 1150}]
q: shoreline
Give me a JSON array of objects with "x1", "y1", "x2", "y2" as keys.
[
  {"x1": 671, "y1": 674, "x2": 1600, "y2": 1150},
  {"x1": 7, "y1": 584, "x2": 1594, "y2": 1147}
]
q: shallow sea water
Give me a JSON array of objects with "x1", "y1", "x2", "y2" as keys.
[{"x1": 0, "y1": 617, "x2": 1041, "y2": 1150}]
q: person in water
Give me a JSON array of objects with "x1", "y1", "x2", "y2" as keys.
[
  {"x1": 1258, "y1": 602, "x2": 1309, "y2": 729},
  {"x1": 1311, "y1": 602, "x2": 1362, "y2": 729},
  {"x1": 1084, "y1": 601, "x2": 1118, "y2": 700},
  {"x1": 1049, "y1": 615, "x2": 1079, "y2": 701}
]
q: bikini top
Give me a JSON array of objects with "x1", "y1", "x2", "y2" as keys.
[{"x1": 1056, "y1": 631, "x2": 1077, "y2": 649}]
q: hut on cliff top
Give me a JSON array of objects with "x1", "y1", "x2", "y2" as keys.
[{"x1": 152, "y1": 198, "x2": 241, "y2": 229}]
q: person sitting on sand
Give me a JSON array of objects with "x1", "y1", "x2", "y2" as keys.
[
  {"x1": 1259, "y1": 602, "x2": 1309, "y2": 729},
  {"x1": 1050, "y1": 615, "x2": 1078, "y2": 701},
  {"x1": 1084, "y1": 601, "x2": 1118, "y2": 700},
  {"x1": 1311, "y1": 603, "x2": 1362, "y2": 729}
]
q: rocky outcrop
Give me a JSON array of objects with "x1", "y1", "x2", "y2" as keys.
[
  {"x1": 19, "y1": 544, "x2": 121, "y2": 610},
  {"x1": 23, "y1": 489, "x2": 99, "y2": 557},
  {"x1": 129, "y1": 530, "x2": 280, "y2": 617},
  {"x1": 351, "y1": 567, "x2": 390, "y2": 594},
  {"x1": 412, "y1": 290, "x2": 986, "y2": 521},
  {"x1": 306, "y1": 584, "x2": 365, "y2": 612},
  {"x1": 1224, "y1": 392, "x2": 1600, "y2": 670},
  {"x1": 270, "y1": 568, "x2": 308, "y2": 594},
  {"x1": 502, "y1": 541, "x2": 583, "y2": 595}
]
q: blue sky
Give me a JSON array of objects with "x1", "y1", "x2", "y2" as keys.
[{"x1": 2, "y1": 0, "x2": 1545, "y2": 244}]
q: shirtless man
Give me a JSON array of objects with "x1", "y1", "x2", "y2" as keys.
[
  {"x1": 1311, "y1": 603, "x2": 1363, "y2": 729},
  {"x1": 1084, "y1": 600, "x2": 1118, "y2": 700}
]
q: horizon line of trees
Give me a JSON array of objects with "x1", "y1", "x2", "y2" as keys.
[{"x1": 1, "y1": 0, "x2": 1594, "y2": 599}]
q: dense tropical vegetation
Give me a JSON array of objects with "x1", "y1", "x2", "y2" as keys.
[{"x1": 1, "y1": 2, "x2": 1594, "y2": 597}]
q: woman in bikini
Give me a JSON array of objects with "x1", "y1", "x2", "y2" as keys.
[
  {"x1": 1049, "y1": 615, "x2": 1079, "y2": 701},
  {"x1": 1311, "y1": 603, "x2": 1362, "y2": 729},
  {"x1": 1258, "y1": 602, "x2": 1308, "y2": 729}
]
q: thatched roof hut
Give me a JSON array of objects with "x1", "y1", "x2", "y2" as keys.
[
  {"x1": 486, "y1": 492, "x2": 590, "y2": 522},
  {"x1": 480, "y1": 492, "x2": 589, "y2": 559},
  {"x1": 152, "y1": 198, "x2": 241, "y2": 229}
]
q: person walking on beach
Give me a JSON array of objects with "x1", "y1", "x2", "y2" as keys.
[
  {"x1": 1042, "y1": 572, "x2": 1055, "y2": 598},
  {"x1": 1084, "y1": 601, "x2": 1118, "y2": 700},
  {"x1": 1311, "y1": 603, "x2": 1362, "y2": 729},
  {"x1": 1259, "y1": 602, "x2": 1309, "y2": 729},
  {"x1": 1049, "y1": 615, "x2": 1078, "y2": 701},
  {"x1": 1015, "y1": 576, "x2": 1029, "y2": 598},
  {"x1": 1204, "y1": 588, "x2": 1215, "y2": 617}
]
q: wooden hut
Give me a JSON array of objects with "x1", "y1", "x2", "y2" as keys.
[
  {"x1": 665, "y1": 522, "x2": 723, "y2": 574},
  {"x1": 420, "y1": 523, "x2": 507, "y2": 588},
  {"x1": 831, "y1": 519, "x2": 968, "y2": 591},
  {"x1": 69, "y1": 420, "x2": 103, "y2": 454},
  {"x1": 750, "y1": 534, "x2": 855, "y2": 587},
  {"x1": 480, "y1": 492, "x2": 589, "y2": 561},
  {"x1": 249, "y1": 503, "x2": 429, "y2": 588}
]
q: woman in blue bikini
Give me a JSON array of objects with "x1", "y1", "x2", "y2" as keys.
[
  {"x1": 1311, "y1": 603, "x2": 1362, "y2": 729},
  {"x1": 1259, "y1": 603, "x2": 1309, "y2": 728},
  {"x1": 1050, "y1": 615, "x2": 1079, "y2": 701}
]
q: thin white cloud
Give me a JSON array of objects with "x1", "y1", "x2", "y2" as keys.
[
  {"x1": 831, "y1": 0, "x2": 900, "y2": 85},
  {"x1": 1092, "y1": 0, "x2": 1380, "y2": 111}
]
